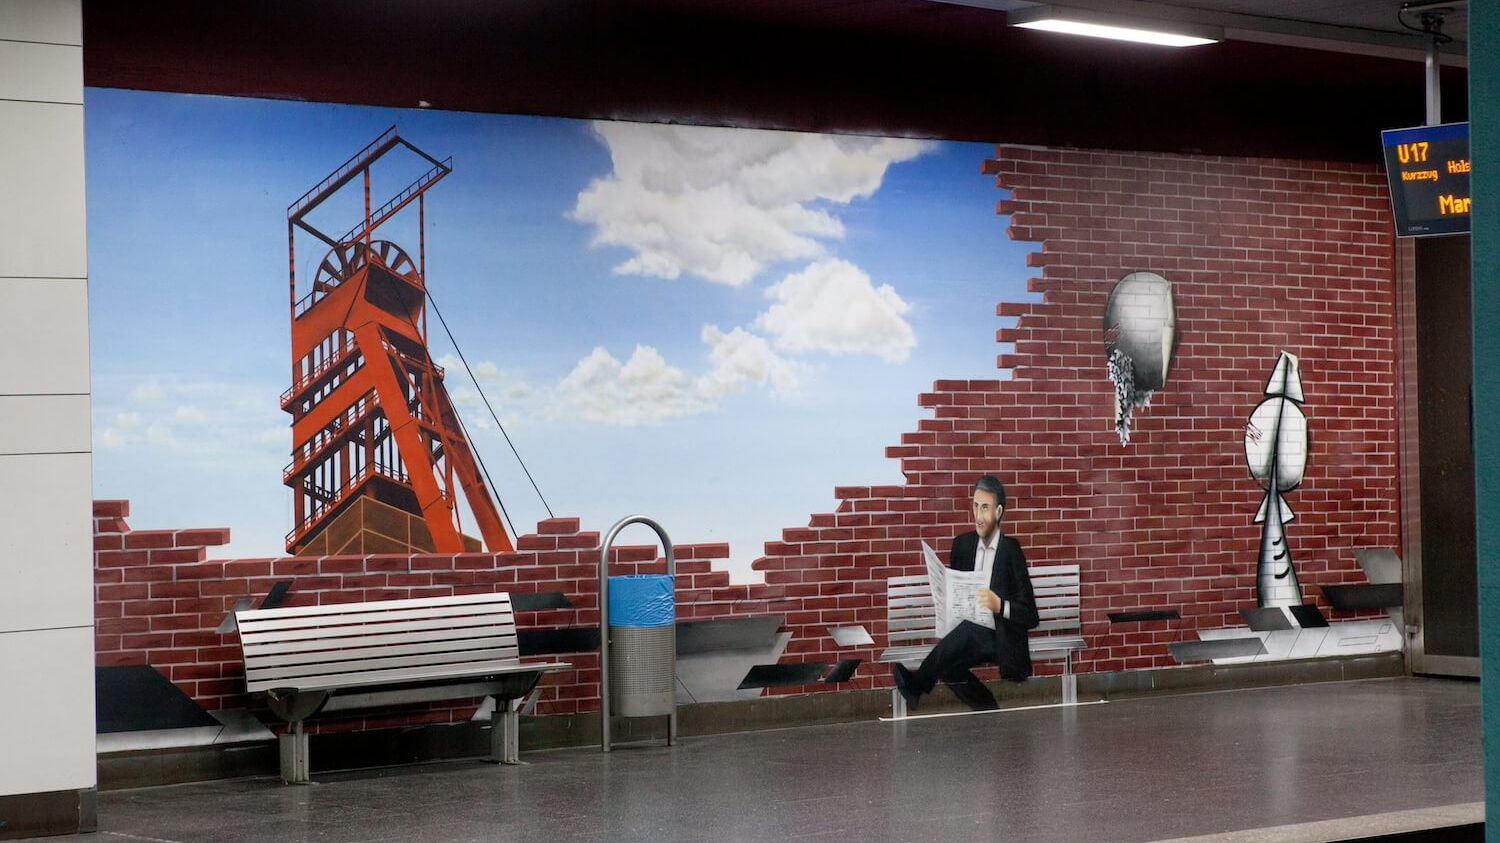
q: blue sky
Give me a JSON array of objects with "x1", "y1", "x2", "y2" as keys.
[{"x1": 85, "y1": 89, "x2": 1036, "y2": 581}]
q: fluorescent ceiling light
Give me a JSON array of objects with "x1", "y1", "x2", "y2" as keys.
[{"x1": 1008, "y1": 5, "x2": 1223, "y2": 47}]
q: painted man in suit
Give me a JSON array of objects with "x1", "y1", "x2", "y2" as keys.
[{"x1": 891, "y1": 475, "x2": 1038, "y2": 711}]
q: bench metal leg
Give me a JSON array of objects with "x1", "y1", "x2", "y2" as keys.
[
  {"x1": 1062, "y1": 652, "x2": 1077, "y2": 706},
  {"x1": 891, "y1": 687, "x2": 907, "y2": 719},
  {"x1": 280, "y1": 720, "x2": 311, "y2": 784},
  {"x1": 489, "y1": 698, "x2": 522, "y2": 764}
]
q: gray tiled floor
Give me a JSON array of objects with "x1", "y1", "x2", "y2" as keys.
[{"x1": 68, "y1": 677, "x2": 1480, "y2": 843}]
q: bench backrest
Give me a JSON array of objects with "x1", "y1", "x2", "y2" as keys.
[
  {"x1": 886, "y1": 564, "x2": 1081, "y2": 646},
  {"x1": 237, "y1": 592, "x2": 521, "y2": 694}
]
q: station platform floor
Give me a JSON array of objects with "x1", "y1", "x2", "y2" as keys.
[{"x1": 57, "y1": 676, "x2": 1481, "y2": 843}]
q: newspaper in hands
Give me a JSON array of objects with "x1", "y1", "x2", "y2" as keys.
[{"x1": 922, "y1": 541, "x2": 996, "y2": 637}]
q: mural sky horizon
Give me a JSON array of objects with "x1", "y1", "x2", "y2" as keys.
[{"x1": 85, "y1": 88, "x2": 1035, "y2": 582}]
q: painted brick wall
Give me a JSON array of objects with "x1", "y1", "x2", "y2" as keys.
[
  {"x1": 748, "y1": 145, "x2": 1399, "y2": 677},
  {"x1": 93, "y1": 145, "x2": 1400, "y2": 731},
  {"x1": 93, "y1": 499, "x2": 795, "y2": 729}
]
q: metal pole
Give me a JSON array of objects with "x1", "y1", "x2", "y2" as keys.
[
  {"x1": 1425, "y1": 27, "x2": 1442, "y2": 126},
  {"x1": 598, "y1": 515, "x2": 675, "y2": 752}
]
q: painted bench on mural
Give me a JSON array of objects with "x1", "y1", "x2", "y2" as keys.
[
  {"x1": 878, "y1": 564, "x2": 1085, "y2": 717},
  {"x1": 235, "y1": 591, "x2": 569, "y2": 783}
]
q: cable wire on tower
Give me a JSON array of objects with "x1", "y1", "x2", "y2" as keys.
[{"x1": 422, "y1": 286, "x2": 555, "y2": 521}]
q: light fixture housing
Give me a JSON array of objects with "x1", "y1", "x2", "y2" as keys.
[{"x1": 1007, "y1": 5, "x2": 1224, "y2": 47}]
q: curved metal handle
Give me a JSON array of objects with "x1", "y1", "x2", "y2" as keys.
[{"x1": 599, "y1": 515, "x2": 675, "y2": 752}]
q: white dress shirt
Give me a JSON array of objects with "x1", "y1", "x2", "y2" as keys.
[{"x1": 974, "y1": 531, "x2": 1011, "y2": 620}]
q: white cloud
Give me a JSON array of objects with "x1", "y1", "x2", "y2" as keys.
[
  {"x1": 554, "y1": 345, "x2": 712, "y2": 426},
  {"x1": 698, "y1": 325, "x2": 803, "y2": 399},
  {"x1": 755, "y1": 259, "x2": 916, "y2": 363},
  {"x1": 144, "y1": 422, "x2": 177, "y2": 447},
  {"x1": 450, "y1": 386, "x2": 484, "y2": 409},
  {"x1": 93, "y1": 376, "x2": 288, "y2": 470},
  {"x1": 436, "y1": 356, "x2": 528, "y2": 392},
  {"x1": 550, "y1": 326, "x2": 803, "y2": 427},
  {"x1": 129, "y1": 380, "x2": 164, "y2": 404},
  {"x1": 173, "y1": 406, "x2": 210, "y2": 426},
  {"x1": 253, "y1": 427, "x2": 287, "y2": 446},
  {"x1": 571, "y1": 122, "x2": 933, "y2": 286}
]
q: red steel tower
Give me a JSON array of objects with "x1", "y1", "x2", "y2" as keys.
[{"x1": 282, "y1": 127, "x2": 512, "y2": 556}]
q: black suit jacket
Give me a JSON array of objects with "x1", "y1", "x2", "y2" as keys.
[{"x1": 949, "y1": 531, "x2": 1039, "y2": 681}]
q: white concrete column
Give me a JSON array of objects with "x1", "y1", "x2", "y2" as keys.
[{"x1": 0, "y1": 0, "x2": 97, "y2": 830}]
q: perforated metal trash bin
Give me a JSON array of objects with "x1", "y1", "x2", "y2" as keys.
[{"x1": 607, "y1": 574, "x2": 675, "y2": 717}]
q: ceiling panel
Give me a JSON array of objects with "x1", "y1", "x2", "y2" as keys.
[{"x1": 1161, "y1": 0, "x2": 1468, "y2": 41}]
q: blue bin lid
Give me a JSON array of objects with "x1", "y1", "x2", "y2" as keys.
[{"x1": 608, "y1": 574, "x2": 674, "y2": 628}]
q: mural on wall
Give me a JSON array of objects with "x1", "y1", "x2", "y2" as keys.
[
  {"x1": 88, "y1": 92, "x2": 1407, "y2": 742},
  {"x1": 1103, "y1": 271, "x2": 1176, "y2": 445},
  {"x1": 86, "y1": 90, "x2": 1033, "y2": 580}
]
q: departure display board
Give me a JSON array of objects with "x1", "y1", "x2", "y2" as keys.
[{"x1": 1381, "y1": 122, "x2": 1470, "y2": 238}]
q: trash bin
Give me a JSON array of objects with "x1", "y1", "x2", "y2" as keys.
[{"x1": 607, "y1": 574, "x2": 675, "y2": 718}]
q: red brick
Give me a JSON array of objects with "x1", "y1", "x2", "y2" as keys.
[
  {"x1": 340, "y1": 574, "x2": 388, "y2": 589},
  {"x1": 96, "y1": 549, "x2": 150, "y2": 568},
  {"x1": 123, "y1": 633, "x2": 174, "y2": 650},
  {"x1": 200, "y1": 579, "x2": 251, "y2": 597},
  {"x1": 175, "y1": 528, "x2": 231, "y2": 547},
  {"x1": 122, "y1": 599, "x2": 175, "y2": 617},
  {"x1": 123, "y1": 530, "x2": 176, "y2": 550},
  {"x1": 609, "y1": 546, "x2": 658, "y2": 564},
  {"x1": 149, "y1": 546, "x2": 207, "y2": 565},
  {"x1": 93, "y1": 500, "x2": 130, "y2": 518},
  {"x1": 517, "y1": 535, "x2": 558, "y2": 551},
  {"x1": 455, "y1": 553, "x2": 499, "y2": 570},
  {"x1": 364, "y1": 555, "x2": 413, "y2": 573},
  {"x1": 556, "y1": 534, "x2": 600, "y2": 550},
  {"x1": 272, "y1": 558, "x2": 318, "y2": 576},
  {"x1": 149, "y1": 614, "x2": 202, "y2": 632},
  {"x1": 149, "y1": 582, "x2": 201, "y2": 599},
  {"x1": 174, "y1": 598, "x2": 227, "y2": 615},
  {"x1": 169, "y1": 663, "x2": 225, "y2": 680},
  {"x1": 225, "y1": 560, "x2": 273, "y2": 578},
  {"x1": 537, "y1": 518, "x2": 581, "y2": 535},
  {"x1": 196, "y1": 646, "x2": 240, "y2": 663},
  {"x1": 97, "y1": 584, "x2": 149, "y2": 602},
  {"x1": 98, "y1": 617, "x2": 149, "y2": 635}
]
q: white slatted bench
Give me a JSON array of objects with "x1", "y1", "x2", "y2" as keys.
[
  {"x1": 235, "y1": 591, "x2": 569, "y2": 783},
  {"x1": 878, "y1": 564, "x2": 1085, "y2": 717}
]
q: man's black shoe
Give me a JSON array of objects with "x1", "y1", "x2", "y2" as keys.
[{"x1": 891, "y1": 664, "x2": 920, "y2": 712}]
